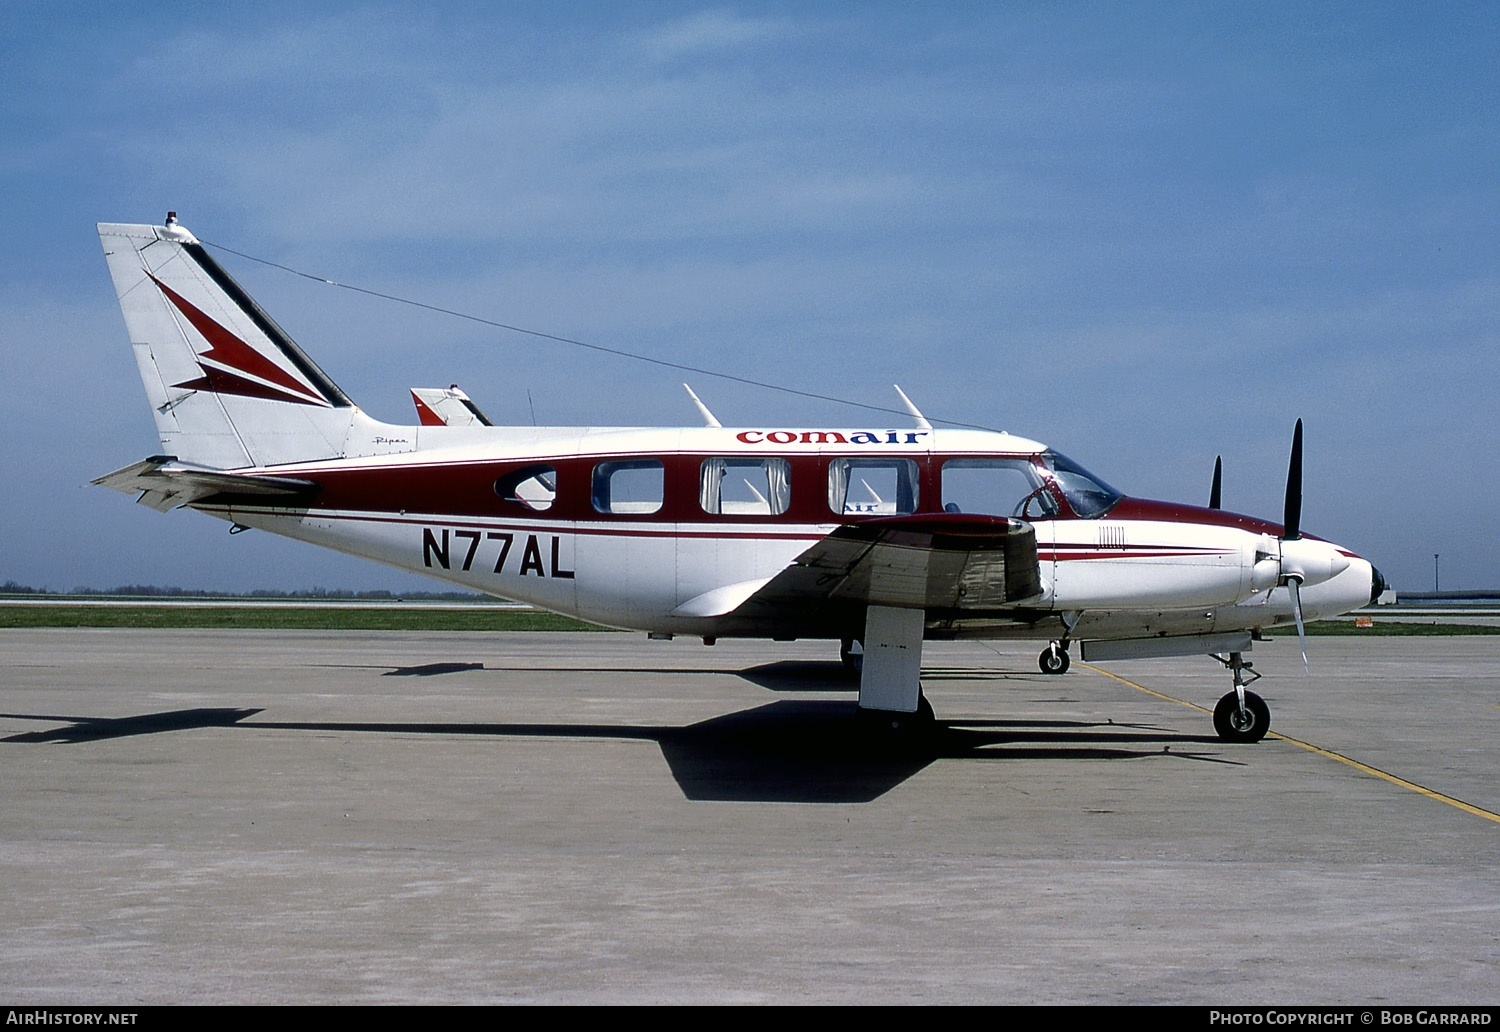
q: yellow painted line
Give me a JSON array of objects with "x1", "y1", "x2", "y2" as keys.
[{"x1": 1084, "y1": 663, "x2": 1500, "y2": 826}]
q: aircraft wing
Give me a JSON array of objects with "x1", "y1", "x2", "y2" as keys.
[
  {"x1": 94, "y1": 456, "x2": 320, "y2": 513},
  {"x1": 681, "y1": 514, "x2": 1042, "y2": 620}
]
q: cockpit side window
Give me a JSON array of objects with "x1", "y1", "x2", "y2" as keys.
[
  {"x1": 1042, "y1": 451, "x2": 1122, "y2": 518},
  {"x1": 940, "y1": 458, "x2": 1053, "y2": 518}
]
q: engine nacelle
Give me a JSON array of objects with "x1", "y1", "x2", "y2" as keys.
[{"x1": 1279, "y1": 537, "x2": 1351, "y2": 588}]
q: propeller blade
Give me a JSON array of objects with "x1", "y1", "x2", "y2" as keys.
[
  {"x1": 1278, "y1": 421, "x2": 1309, "y2": 671},
  {"x1": 1287, "y1": 576, "x2": 1309, "y2": 672},
  {"x1": 1283, "y1": 419, "x2": 1303, "y2": 541},
  {"x1": 1209, "y1": 455, "x2": 1222, "y2": 510}
]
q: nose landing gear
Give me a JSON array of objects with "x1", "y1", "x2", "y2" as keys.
[
  {"x1": 1038, "y1": 641, "x2": 1071, "y2": 675},
  {"x1": 1213, "y1": 689, "x2": 1270, "y2": 742},
  {"x1": 1211, "y1": 651, "x2": 1270, "y2": 743}
]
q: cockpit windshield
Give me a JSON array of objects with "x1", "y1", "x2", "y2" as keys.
[{"x1": 1041, "y1": 450, "x2": 1122, "y2": 518}]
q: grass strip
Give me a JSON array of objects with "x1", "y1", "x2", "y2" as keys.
[{"x1": 1266, "y1": 622, "x2": 1500, "y2": 636}]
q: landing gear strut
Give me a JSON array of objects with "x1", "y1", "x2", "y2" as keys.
[
  {"x1": 839, "y1": 638, "x2": 864, "y2": 677},
  {"x1": 1038, "y1": 613, "x2": 1080, "y2": 675},
  {"x1": 854, "y1": 606, "x2": 936, "y2": 747},
  {"x1": 1038, "y1": 641, "x2": 1070, "y2": 675},
  {"x1": 1211, "y1": 651, "x2": 1270, "y2": 743}
]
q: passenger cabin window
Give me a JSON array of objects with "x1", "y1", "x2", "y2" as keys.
[
  {"x1": 941, "y1": 458, "x2": 1056, "y2": 518},
  {"x1": 592, "y1": 460, "x2": 664, "y2": 515},
  {"x1": 828, "y1": 458, "x2": 919, "y2": 516},
  {"x1": 494, "y1": 464, "x2": 557, "y2": 511},
  {"x1": 700, "y1": 457, "x2": 791, "y2": 516}
]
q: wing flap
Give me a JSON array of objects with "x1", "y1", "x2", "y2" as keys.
[{"x1": 741, "y1": 514, "x2": 1042, "y2": 614}]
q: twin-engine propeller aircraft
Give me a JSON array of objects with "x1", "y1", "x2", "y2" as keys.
[{"x1": 95, "y1": 216, "x2": 1386, "y2": 743}]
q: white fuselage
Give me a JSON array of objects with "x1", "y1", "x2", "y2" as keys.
[{"x1": 192, "y1": 424, "x2": 1377, "y2": 642}]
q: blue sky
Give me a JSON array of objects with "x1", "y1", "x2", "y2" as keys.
[{"x1": 2, "y1": 2, "x2": 1496, "y2": 594}]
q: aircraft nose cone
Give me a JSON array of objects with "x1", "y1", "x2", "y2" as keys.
[{"x1": 1370, "y1": 565, "x2": 1388, "y2": 605}]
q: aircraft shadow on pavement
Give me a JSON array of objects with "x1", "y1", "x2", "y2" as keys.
[
  {"x1": 1, "y1": 698, "x2": 1236, "y2": 802},
  {"x1": 0, "y1": 707, "x2": 265, "y2": 744},
  {"x1": 697, "y1": 660, "x2": 1029, "y2": 694},
  {"x1": 381, "y1": 662, "x2": 485, "y2": 677},
  {"x1": 654, "y1": 700, "x2": 1240, "y2": 802},
  {"x1": 736, "y1": 660, "x2": 856, "y2": 694}
]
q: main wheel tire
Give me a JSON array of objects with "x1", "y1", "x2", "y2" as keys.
[
  {"x1": 1213, "y1": 690, "x2": 1270, "y2": 743},
  {"x1": 855, "y1": 692, "x2": 936, "y2": 748},
  {"x1": 1038, "y1": 644, "x2": 1070, "y2": 675},
  {"x1": 914, "y1": 692, "x2": 935, "y2": 728}
]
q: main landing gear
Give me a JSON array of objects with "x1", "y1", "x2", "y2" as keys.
[
  {"x1": 854, "y1": 690, "x2": 936, "y2": 739},
  {"x1": 1211, "y1": 651, "x2": 1270, "y2": 743},
  {"x1": 852, "y1": 606, "x2": 937, "y2": 747}
]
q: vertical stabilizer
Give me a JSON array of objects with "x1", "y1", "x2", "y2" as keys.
[{"x1": 98, "y1": 217, "x2": 367, "y2": 469}]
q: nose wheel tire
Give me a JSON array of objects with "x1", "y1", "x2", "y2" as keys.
[
  {"x1": 1213, "y1": 690, "x2": 1270, "y2": 743},
  {"x1": 1038, "y1": 643, "x2": 1070, "y2": 675}
]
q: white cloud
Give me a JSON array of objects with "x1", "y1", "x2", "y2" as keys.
[{"x1": 637, "y1": 8, "x2": 796, "y2": 62}]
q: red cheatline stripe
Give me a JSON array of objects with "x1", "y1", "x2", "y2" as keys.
[
  {"x1": 1042, "y1": 551, "x2": 1235, "y2": 562},
  {"x1": 195, "y1": 506, "x2": 832, "y2": 541}
]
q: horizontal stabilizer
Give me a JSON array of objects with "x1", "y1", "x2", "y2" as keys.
[
  {"x1": 410, "y1": 386, "x2": 493, "y2": 427},
  {"x1": 93, "y1": 456, "x2": 319, "y2": 512}
]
